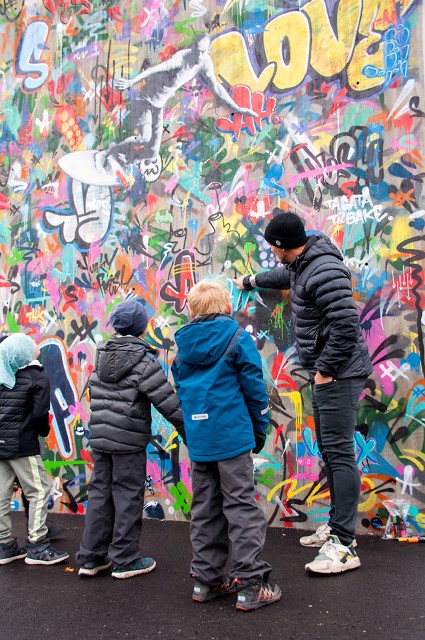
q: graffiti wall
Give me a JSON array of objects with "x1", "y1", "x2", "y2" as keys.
[{"x1": 1, "y1": 0, "x2": 424, "y2": 536}]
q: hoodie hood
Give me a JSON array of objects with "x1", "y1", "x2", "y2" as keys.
[
  {"x1": 95, "y1": 336, "x2": 156, "y2": 383},
  {"x1": 0, "y1": 334, "x2": 35, "y2": 389},
  {"x1": 174, "y1": 315, "x2": 239, "y2": 368}
]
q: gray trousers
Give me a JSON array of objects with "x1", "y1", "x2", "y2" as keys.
[
  {"x1": 0, "y1": 456, "x2": 50, "y2": 544},
  {"x1": 190, "y1": 451, "x2": 271, "y2": 585},
  {"x1": 76, "y1": 449, "x2": 147, "y2": 569},
  {"x1": 311, "y1": 376, "x2": 367, "y2": 546}
]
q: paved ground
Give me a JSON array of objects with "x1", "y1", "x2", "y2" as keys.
[{"x1": 1, "y1": 513, "x2": 424, "y2": 640}]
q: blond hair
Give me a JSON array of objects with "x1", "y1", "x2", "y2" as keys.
[{"x1": 187, "y1": 279, "x2": 231, "y2": 317}]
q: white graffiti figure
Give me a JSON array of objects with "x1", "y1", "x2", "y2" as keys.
[
  {"x1": 95, "y1": 34, "x2": 256, "y2": 178},
  {"x1": 42, "y1": 179, "x2": 113, "y2": 251},
  {"x1": 54, "y1": 35, "x2": 257, "y2": 251}
]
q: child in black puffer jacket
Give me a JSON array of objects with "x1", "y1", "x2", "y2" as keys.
[
  {"x1": 76, "y1": 299, "x2": 185, "y2": 580},
  {"x1": 0, "y1": 333, "x2": 69, "y2": 566}
]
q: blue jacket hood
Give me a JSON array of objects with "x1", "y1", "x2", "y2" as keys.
[
  {"x1": 172, "y1": 315, "x2": 270, "y2": 463},
  {"x1": 174, "y1": 315, "x2": 239, "y2": 368}
]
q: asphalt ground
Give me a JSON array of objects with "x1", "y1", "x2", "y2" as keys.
[{"x1": 1, "y1": 513, "x2": 424, "y2": 640}]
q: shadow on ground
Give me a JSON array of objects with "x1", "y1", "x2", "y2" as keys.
[{"x1": 1, "y1": 513, "x2": 423, "y2": 640}]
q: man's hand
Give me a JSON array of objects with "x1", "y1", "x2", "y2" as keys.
[
  {"x1": 314, "y1": 371, "x2": 333, "y2": 385},
  {"x1": 232, "y1": 276, "x2": 246, "y2": 290},
  {"x1": 114, "y1": 77, "x2": 133, "y2": 91}
]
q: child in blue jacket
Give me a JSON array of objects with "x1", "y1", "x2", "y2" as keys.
[{"x1": 172, "y1": 279, "x2": 281, "y2": 611}]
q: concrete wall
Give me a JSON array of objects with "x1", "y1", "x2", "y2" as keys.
[{"x1": 1, "y1": 0, "x2": 424, "y2": 535}]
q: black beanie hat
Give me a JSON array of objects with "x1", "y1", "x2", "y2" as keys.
[
  {"x1": 110, "y1": 299, "x2": 149, "y2": 336},
  {"x1": 264, "y1": 210, "x2": 308, "y2": 249}
]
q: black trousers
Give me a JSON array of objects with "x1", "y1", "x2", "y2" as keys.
[
  {"x1": 311, "y1": 377, "x2": 367, "y2": 546},
  {"x1": 76, "y1": 449, "x2": 147, "y2": 569}
]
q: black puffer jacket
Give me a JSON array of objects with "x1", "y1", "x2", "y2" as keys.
[
  {"x1": 89, "y1": 336, "x2": 185, "y2": 453},
  {"x1": 0, "y1": 363, "x2": 50, "y2": 460},
  {"x1": 244, "y1": 235, "x2": 372, "y2": 378}
]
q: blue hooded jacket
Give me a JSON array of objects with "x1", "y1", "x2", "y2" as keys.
[{"x1": 171, "y1": 315, "x2": 269, "y2": 462}]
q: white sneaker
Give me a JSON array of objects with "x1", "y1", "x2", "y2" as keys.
[
  {"x1": 299, "y1": 524, "x2": 331, "y2": 547},
  {"x1": 300, "y1": 524, "x2": 357, "y2": 548},
  {"x1": 305, "y1": 535, "x2": 361, "y2": 574}
]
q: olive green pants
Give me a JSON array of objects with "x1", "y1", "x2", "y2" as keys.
[{"x1": 0, "y1": 456, "x2": 49, "y2": 544}]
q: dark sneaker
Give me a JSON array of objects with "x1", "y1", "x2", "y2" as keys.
[
  {"x1": 78, "y1": 558, "x2": 112, "y2": 577},
  {"x1": 25, "y1": 540, "x2": 69, "y2": 565},
  {"x1": 192, "y1": 578, "x2": 237, "y2": 602},
  {"x1": 111, "y1": 557, "x2": 156, "y2": 579},
  {"x1": 236, "y1": 579, "x2": 282, "y2": 611},
  {"x1": 0, "y1": 538, "x2": 27, "y2": 565}
]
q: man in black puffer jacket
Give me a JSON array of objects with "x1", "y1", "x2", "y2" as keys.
[
  {"x1": 76, "y1": 299, "x2": 185, "y2": 580},
  {"x1": 233, "y1": 210, "x2": 372, "y2": 575}
]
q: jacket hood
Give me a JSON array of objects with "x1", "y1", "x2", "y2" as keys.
[
  {"x1": 175, "y1": 315, "x2": 239, "y2": 368},
  {"x1": 95, "y1": 336, "x2": 156, "y2": 383},
  {"x1": 294, "y1": 234, "x2": 343, "y2": 275}
]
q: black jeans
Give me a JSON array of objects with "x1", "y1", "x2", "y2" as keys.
[
  {"x1": 76, "y1": 449, "x2": 147, "y2": 568},
  {"x1": 311, "y1": 377, "x2": 367, "y2": 546}
]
